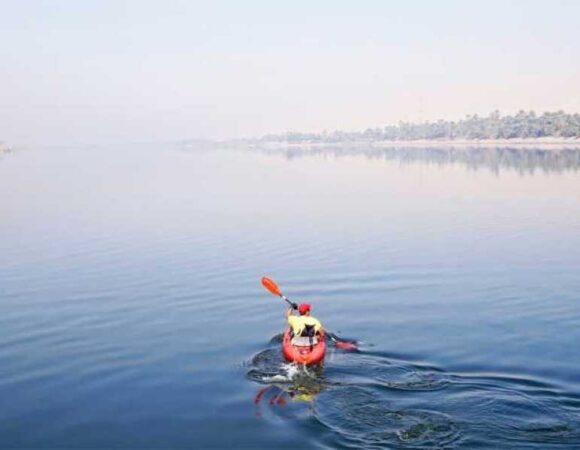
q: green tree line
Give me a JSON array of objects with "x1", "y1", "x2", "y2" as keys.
[{"x1": 260, "y1": 111, "x2": 580, "y2": 143}]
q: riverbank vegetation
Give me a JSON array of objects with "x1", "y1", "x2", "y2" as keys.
[{"x1": 260, "y1": 111, "x2": 580, "y2": 143}]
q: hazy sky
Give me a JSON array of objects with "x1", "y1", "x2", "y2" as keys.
[{"x1": 1, "y1": 0, "x2": 579, "y2": 145}]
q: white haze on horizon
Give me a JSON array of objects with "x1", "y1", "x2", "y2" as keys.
[{"x1": 1, "y1": 0, "x2": 579, "y2": 146}]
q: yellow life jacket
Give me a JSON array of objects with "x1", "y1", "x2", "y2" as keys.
[{"x1": 287, "y1": 315, "x2": 322, "y2": 337}]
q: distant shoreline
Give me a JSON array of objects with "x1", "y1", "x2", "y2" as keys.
[
  {"x1": 251, "y1": 137, "x2": 580, "y2": 150},
  {"x1": 255, "y1": 111, "x2": 580, "y2": 149},
  {"x1": 374, "y1": 137, "x2": 580, "y2": 149}
]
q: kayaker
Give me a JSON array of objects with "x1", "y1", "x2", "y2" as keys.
[{"x1": 286, "y1": 303, "x2": 324, "y2": 346}]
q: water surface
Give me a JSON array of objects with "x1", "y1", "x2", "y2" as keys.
[{"x1": 1, "y1": 143, "x2": 579, "y2": 448}]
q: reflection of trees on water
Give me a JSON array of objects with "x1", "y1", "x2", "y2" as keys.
[{"x1": 253, "y1": 145, "x2": 580, "y2": 175}]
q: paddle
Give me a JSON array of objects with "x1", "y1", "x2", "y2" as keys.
[
  {"x1": 261, "y1": 276, "x2": 296, "y2": 309},
  {"x1": 327, "y1": 332, "x2": 358, "y2": 351},
  {"x1": 261, "y1": 276, "x2": 358, "y2": 351}
]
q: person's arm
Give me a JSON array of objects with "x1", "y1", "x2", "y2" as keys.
[
  {"x1": 287, "y1": 311, "x2": 298, "y2": 333},
  {"x1": 285, "y1": 301, "x2": 298, "y2": 318},
  {"x1": 315, "y1": 319, "x2": 325, "y2": 335}
]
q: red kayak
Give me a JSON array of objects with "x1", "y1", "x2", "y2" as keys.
[{"x1": 282, "y1": 330, "x2": 326, "y2": 365}]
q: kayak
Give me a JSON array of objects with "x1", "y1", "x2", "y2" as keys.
[{"x1": 282, "y1": 330, "x2": 326, "y2": 365}]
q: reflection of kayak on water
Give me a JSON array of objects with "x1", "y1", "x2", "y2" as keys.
[
  {"x1": 254, "y1": 380, "x2": 323, "y2": 405},
  {"x1": 282, "y1": 329, "x2": 326, "y2": 365},
  {"x1": 252, "y1": 361, "x2": 326, "y2": 406}
]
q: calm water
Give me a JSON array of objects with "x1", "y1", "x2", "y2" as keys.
[{"x1": 1, "y1": 143, "x2": 579, "y2": 449}]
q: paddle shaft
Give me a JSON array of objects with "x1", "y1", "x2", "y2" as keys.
[{"x1": 280, "y1": 295, "x2": 293, "y2": 308}]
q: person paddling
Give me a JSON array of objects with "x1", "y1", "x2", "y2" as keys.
[
  {"x1": 286, "y1": 303, "x2": 324, "y2": 346},
  {"x1": 261, "y1": 276, "x2": 357, "y2": 354}
]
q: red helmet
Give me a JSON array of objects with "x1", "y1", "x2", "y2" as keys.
[{"x1": 298, "y1": 303, "x2": 311, "y2": 315}]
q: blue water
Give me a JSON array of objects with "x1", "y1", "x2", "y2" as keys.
[{"x1": 1, "y1": 143, "x2": 579, "y2": 448}]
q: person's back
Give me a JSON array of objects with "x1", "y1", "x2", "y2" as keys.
[{"x1": 287, "y1": 303, "x2": 324, "y2": 346}]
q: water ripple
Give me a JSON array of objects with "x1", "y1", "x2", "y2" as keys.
[
  {"x1": 328, "y1": 352, "x2": 452, "y2": 392},
  {"x1": 313, "y1": 386, "x2": 461, "y2": 449}
]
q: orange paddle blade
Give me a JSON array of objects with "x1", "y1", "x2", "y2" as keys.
[
  {"x1": 261, "y1": 276, "x2": 282, "y2": 297},
  {"x1": 335, "y1": 340, "x2": 358, "y2": 351}
]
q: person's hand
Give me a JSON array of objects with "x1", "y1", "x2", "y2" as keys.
[{"x1": 291, "y1": 302, "x2": 298, "y2": 310}]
